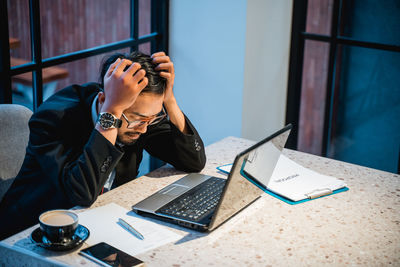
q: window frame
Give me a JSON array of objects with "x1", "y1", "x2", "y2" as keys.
[
  {"x1": 0, "y1": 0, "x2": 169, "y2": 112},
  {"x1": 285, "y1": 0, "x2": 400, "y2": 156}
]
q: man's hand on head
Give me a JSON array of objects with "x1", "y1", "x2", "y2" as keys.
[
  {"x1": 152, "y1": 52, "x2": 175, "y2": 105},
  {"x1": 152, "y1": 52, "x2": 189, "y2": 134},
  {"x1": 102, "y1": 58, "x2": 148, "y2": 116}
]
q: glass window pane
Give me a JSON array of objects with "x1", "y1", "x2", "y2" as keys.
[
  {"x1": 339, "y1": 0, "x2": 400, "y2": 46},
  {"x1": 306, "y1": 0, "x2": 333, "y2": 35},
  {"x1": 329, "y1": 45, "x2": 400, "y2": 173},
  {"x1": 138, "y1": 42, "x2": 151, "y2": 55},
  {"x1": 39, "y1": 0, "x2": 130, "y2": 58},
  {"x1": 8, "y1": 0, "x2": 32, "y2": 65},
  {"x1": 12, "y1": 72, "x2": 33, "y2": 111},
  {"x1": 41, "y1": 65, "x2": 70, "y2": 101},
  {"x1": 298, "y1": 40, "x2": 330, "y2": 155},
  {"x1": 11, "y1": 66, "x2": 70, "y2": 110},
  {"x1": 139, "y1": 0, "x2": 151, "y2": 37}
]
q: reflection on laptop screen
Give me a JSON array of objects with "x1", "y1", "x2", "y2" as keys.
[
  {"x1": 209, "y1": 125, "x2": 291, "y2": 230},
  {"x1": 209, "y1": 152, "x2": 263, "y2": 231},
  {"x1": 242, "y1": 127, "x2": 291, "y2": 188},
  {"x1": 243, "y1": 141, "x2": 281, "y2": 186}
]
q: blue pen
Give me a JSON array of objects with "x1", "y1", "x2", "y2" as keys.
[{"x1": 118, "y1": 218, "x2": 144, "y2": 240}]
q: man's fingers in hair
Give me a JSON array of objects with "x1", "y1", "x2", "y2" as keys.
[
  {"x1": 159, "y1": 72, "x2": 172, "y2": 79},
  {"x1": 138, "y1": 77, "x2": 148, "y2": 91},
  {"x1": 152, "y1": 55, "x2": 170, "y2": 64},
  {"x1": 106, "y1": 58, "x2": 121, "y2": 77},
  {"x1": 131, "y1": 69, "x2": 146, "y2": 84},
  {"x1": 155, "y1": 62, "x2": 174, "y2": 73},
  {"x1": 151, "y1": 51, "x2": 166, "y2": 58},
  {"x1": 114, "y1": 59, "x2": 133, "y2": 75},
  {"x1": 124, "y1": 62, "x2": 142, "y2": 77}
]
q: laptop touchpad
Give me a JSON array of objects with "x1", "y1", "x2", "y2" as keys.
[{"x1": 159, "y1": 184, "x2": 189, "y2": 196}]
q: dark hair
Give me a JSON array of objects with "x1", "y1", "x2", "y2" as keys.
[{"x1": 99, "y1": 51, "x2": 166, "y2": 95}]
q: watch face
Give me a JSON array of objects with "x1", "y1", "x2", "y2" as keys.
[{"x1": 99, "y1": 113, "x2": 115, "y2": 129}]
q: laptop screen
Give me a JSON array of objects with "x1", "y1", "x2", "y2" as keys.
[
  {"x1": 242, "y1": 127, "x2": 291, "y2": 187},
  {"x1": 209, "y1": 125, "x2": 291, "y2": 230}
]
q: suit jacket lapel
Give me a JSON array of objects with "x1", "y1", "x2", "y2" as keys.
[{"x1": 113, "y1": 144, "x2": 140, "y2": 187}]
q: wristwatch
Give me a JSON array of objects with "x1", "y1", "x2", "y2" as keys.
[{"x1": 97, "y1": 112, "x2": 122, "y2": 130}]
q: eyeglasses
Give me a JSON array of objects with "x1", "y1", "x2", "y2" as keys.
[{"x1": 121, "y1": 107, "x2": 166, "y2": 129}]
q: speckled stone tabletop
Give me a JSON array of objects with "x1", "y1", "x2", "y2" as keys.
[{"x1": 1, "y1": 136, "x2": 399, "y2": 266}]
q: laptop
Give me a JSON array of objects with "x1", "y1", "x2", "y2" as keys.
[{"x1": 132, "y1": 124, "x2": 292, "y2": 232}]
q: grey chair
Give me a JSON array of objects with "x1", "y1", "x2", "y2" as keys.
[{"x1": 0, "y1": 104, "x2": 32, "y2": 202}]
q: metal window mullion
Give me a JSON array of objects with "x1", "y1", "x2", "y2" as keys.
[
  {"x1": 321, "y1": 0, "x2": 341, "y2": 156},
  {"x1": 302, "y1": 33, "x2": 400, "y2": 53},
  {"x1": 337, "y1": 36, "x2": 400, "y2": 52},
  {"x1": 9, "y1": 34, "x2": 157, "y2": 76},
  {"x1": 130, "y1": 0, "x2": 139, "y2": 53},
  {"x1": 0, "y1": 0, "x2": 12, "y2": 104},
  {"x1": 39, "y1": 35, "x2": 156, "y2": 66},
  {"x1": 285, "y1": 0, "x2": 308, "y2": 150},
  {"x1": 151, "y1": 0, "x2": 158, "y2": 53},
  {"x1": 151, "y1": 0, "x2": 169, "y2": 54},
  {"x1": 29, "y1": 0, "x2": 43, "y2": 111}
]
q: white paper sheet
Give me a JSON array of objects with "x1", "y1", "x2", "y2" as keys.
[
  {"x1": 267, "y1": 155, "x2": 347, "y2": 201},
  {"x1": 78, "y1": 203, "x2": 182, "y2": 256}
]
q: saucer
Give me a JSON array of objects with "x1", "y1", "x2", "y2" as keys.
[{"x1": 30, "y1": 224, "x2": 90, "y2": 251}]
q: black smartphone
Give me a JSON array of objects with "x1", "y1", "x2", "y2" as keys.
[{"x1": 79, "y1": 242, "x2": 144, "y2": 267}]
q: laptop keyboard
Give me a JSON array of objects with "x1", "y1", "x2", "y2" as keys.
[{"x1": 157, "y1": 177, "x2": 226, "y2": 221}]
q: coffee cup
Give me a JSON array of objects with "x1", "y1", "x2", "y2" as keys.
[{"x1": 39, "y1": 209, "x2": 79, "y2": 243}]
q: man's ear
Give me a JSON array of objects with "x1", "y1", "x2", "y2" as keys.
[
  {"x1": 98, "y1": 91, "x2": 105, "y2": 104},
  {"x1": 97, "y1": 92, "x2": 105, "y2": 113}
]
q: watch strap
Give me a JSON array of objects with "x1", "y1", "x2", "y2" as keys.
[{"x1": 114, "y1": 118, "x2": 122, "y2": 128}]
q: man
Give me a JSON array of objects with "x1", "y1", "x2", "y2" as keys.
[{"x1": 0, "y1": 51, "x2": 206, "y2": 240}]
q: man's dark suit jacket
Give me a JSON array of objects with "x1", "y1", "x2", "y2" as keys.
[{"x1": 0, "y1": 83, "x2": 206, "y2": 240}]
